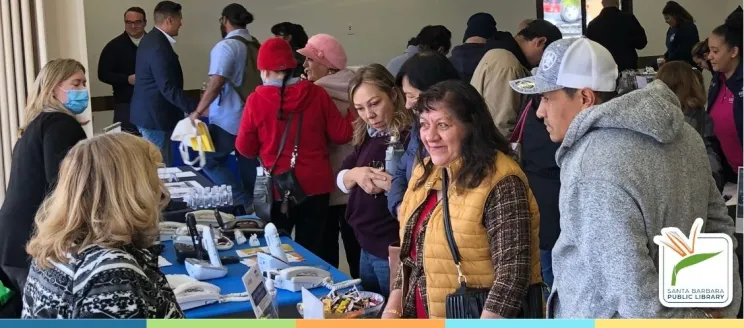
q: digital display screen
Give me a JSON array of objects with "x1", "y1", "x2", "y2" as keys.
[
  {"x1": 543, "y1": 0, "x2": 583, "y2": 38},
  {"x1": 541, "y1": 0, "x2": 621, "y2": 38}
]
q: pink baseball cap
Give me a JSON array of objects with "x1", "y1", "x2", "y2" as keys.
[{"x1": 297, "y1": 34, "x2": 347, "y2": 70}]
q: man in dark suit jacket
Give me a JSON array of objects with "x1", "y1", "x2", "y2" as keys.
[
  {"x1": 98, "y1": 7, "x2": 147, "y2": 135},
  {"x1": 586, "y1": 0, "x2": 647, "y2": 72},
  {"x1": 131, "y1": 1, "x2": 196, "y2": 165}
]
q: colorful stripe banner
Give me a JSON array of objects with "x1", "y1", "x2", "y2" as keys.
[{"x1": 0, "y1": 318, "x2": 742, "y2": 327}]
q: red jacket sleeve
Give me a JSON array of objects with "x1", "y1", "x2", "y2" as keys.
[
  {"x1": 318, "y1": 87, "x2": 354, "y2": 145},
  {"x1": 235, "y1": 94, "x2": 260, "y2": 158}
]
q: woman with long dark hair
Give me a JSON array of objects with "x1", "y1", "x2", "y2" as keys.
[
  {"x1": 660, "y1": 1, "x2": 699, "y2": 66},
  {"x1": 383, "y1": 80, "x2": 541, "y2": 319},
  {"x1": 235, "y1": 38, "x2": 353, "y2": 257}
]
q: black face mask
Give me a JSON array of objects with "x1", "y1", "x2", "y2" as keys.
[{"x1": 220, "y1": 23, "x2": 227, "y2": 38}]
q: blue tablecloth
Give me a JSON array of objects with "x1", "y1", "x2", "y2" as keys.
[{"x1": 159, "y1": 236, "x2": 351, "y2": 318}]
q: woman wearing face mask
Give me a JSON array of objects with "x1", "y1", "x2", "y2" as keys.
[
  {"x1": 383, "y1": 80, "x2": 541, "y2": 319},
  {"x1": 659, "y1": 1, "x2": 699, "y2": 66},
  {"x1": 707, "y1": 15, "x2": 743, "y2": 184},
  {"x1": 387, "y1": 51, "x2": 460, "y2": 218},
  {"x1": 235, "y1": 38, "x2": 354, "y2": 258},
  {"x1": 337, "y1": 64, "x2": 414, "y2": 297},
  {"x1": 296, "y1": 33, "x2": 361, "y2": 275},
  {"x1": 0, "y1": 59, "x2": 88, "y2": 315}
]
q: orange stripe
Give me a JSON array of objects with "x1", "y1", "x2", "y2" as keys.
[{"x1": 297, "y1": 319, "x2": 445, "y2": 328}]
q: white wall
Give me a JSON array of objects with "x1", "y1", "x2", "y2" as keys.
[
  {"x1": 83, "y1": 0, "x2": 536, "y2": 98},
  {"x1": 634, "y1": 0, "x2": 741, "y2": 57}
]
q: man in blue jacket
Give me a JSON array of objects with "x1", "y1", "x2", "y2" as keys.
[{"x1": 131, "y1": 1, "x2": 197, "y2": 165}]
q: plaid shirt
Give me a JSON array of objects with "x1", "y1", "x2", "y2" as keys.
[{"x1": 392, "y1": 175, "x2": 532, "y2": 318}]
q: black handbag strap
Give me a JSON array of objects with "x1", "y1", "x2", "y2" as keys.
[
  {"x1": 266, "y1": 112, "x2": 303, "y2": 175},
  {"x1": 441, "y1": 169, "x2": 467, "y2": 287},
  {"x1": 289, "y1": 112, "x2": 303, "y2": 169}
]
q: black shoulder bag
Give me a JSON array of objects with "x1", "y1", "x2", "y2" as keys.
[
  {"x1": 442, "y1": 169, "x2": 544, "y2": 319},
  {"x1": 253, "y1": 112, "x2": 308, "y2": 221}
]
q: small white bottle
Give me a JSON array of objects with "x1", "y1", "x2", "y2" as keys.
[{"x1": 264, "y1": 223, "x2": 288, "y2": 262}]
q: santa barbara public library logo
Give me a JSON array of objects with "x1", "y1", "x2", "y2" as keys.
[{"x1": 653, "y1": 218, "x2": 733, "y2": 308}]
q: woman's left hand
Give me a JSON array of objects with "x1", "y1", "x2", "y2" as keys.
[
  {"x1": 371, "y1": 168, "x2": 393, "y2": 192},
  {"x1": 480, "y1": 310, "x2": 502, "y2": 319}
]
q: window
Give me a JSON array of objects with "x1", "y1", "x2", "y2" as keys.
[
  {"x1": 540, "y1": 0, "x2": 585, "y2": 38},
  {"x1": 537, "y1": 0, "x2": 633, "y2": 38}
]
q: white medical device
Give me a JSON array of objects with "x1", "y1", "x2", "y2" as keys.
[
  {"x1": 264, "y1": 223, "x2": 288, "y2": 263},
  {"x1": 184, "y1": 215, "x2": 228, "y2": 281}
]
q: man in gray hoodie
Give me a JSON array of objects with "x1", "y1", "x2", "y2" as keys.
[{"x1": 510, "y1": 37, "x2": 742, "y2": 318}]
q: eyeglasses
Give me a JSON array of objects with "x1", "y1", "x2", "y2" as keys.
[{"x1": 125, "y1": 20, "x2": 145, "y2": 26}]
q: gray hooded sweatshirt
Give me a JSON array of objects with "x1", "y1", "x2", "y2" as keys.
[{"x1": 548, "y1": 80, "x2": 742, "y2": 318}]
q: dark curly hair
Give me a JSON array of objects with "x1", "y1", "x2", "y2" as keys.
[{"x1": 414, "y1": 80, "x2": 511, "y2": 190}]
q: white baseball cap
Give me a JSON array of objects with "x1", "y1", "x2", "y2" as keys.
[{"x1": 510, "y1": 37, "x2": 619, "y2": 94}]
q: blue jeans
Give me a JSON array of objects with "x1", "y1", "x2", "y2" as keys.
[
  {"x1": 359, "y1": 250, "x2": 390, "y2": 299},
  {"x1": 540, "y1": 249, "x2": 554, "y2": 301},
  {"x1": 138, "y1": 127, "x2": 172, "y2": 166},
  {"x1": 202, "y1": 124, "x2": 258, "y2": 208}
]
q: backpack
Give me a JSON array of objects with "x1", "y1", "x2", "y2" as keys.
[{"x1": 226, "y1": 35, "x2": 262, "y2": 102}]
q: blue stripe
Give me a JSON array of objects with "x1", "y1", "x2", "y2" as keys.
[
  {"x1": 0, "y1": 320, "x2": 147, "y2": 328},
  {"x1": 445, "y1": 319, "x2": 595, "y2": 328}
]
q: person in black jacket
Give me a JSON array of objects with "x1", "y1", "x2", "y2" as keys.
[
  {"x1": 97, "y1": 7, "x2": 147, "y2": 135},
  {"x1": 130, "y1": 1, "x2": 197, "y2": 166},
  {"x1": 449, "y1": 13, "x2": 512, "y2": 83},
  {"x1": 517, "y1": 94, "x2": 561, "y2": 298},
  {"x1": 586, "y1": 0, "x2": 647, "y2": 72},
  {"x1": 661, "y1": 1, "x2": 699, "y2": 66},
  {"x1": 0, "y1": 59, "x2": 88, "y2": 316}
]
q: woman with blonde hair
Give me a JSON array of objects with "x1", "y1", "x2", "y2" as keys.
[
  {"x1": 22, "y1": 133, "x2": 183, "y2": 319},
  {"x1": 0, "y1": 59, "x2": 88, "y2": 310},
  {"x1": 336, "y1": 64, "x2": 413, "y2": 297},
  {"x1": 656, "y1": 61, "x2": 724, "y2": 190}
]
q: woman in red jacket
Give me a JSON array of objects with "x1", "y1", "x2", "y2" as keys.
[{"x1": 235, "y1": 37, "x2": 353, "y2": 257}]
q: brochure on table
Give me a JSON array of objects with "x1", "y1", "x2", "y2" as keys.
[
  {"x1": 241, "y1": 264, "x2": 277, "y2": 319},
  {"x1": 301, "y1": 288, "x2": 325, "y2": 319}
]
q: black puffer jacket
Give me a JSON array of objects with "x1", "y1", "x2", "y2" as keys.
[{"x1": 519, "y1": 95, "x2": 561, "y2": 250}]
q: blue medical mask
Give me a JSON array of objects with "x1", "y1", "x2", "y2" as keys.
[{"x1": 60, "y1": 88, "x2": 89, "y2": 114}]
